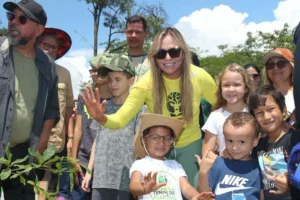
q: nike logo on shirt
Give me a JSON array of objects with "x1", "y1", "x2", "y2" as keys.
[{"x1": 215, "y1": 183, "x2": 253, "y2": 195}]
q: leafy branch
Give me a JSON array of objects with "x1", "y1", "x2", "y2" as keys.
[{"x1": 0, "y1": 143, "x2": 90, "y2": 199}]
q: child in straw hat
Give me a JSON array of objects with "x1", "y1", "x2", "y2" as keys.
[{"x1": 129, "y1": 113, "x2": 214, "y2": 200}]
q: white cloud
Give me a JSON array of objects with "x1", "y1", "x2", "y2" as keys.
[
  {"x1": 56, "y1": 48, "x2": 93, "y2": 98},
  {"x1": 175, "y1": 0, "x2": 300, "y2": 56}
]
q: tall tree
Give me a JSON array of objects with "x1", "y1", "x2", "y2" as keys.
[
  {"x1": 0, "y1": 19, "x2": 8, "y2": 37},
  {"x1": 82, "y1": 0, "x2": 134, "y2": 56},
  {"x1": 101, "y1": 0, "x2": 134, "y2": 52}
]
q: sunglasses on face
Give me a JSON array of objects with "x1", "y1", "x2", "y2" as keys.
[
  {"x1": 6, "y1": 12, "x2": 30, "y2": 25},
  {"x1": 39, "y1": 41, "x2": 58, "y2": 52},
  {"x1": 265, "y1": 59, "x2": 289, "y2": 70},
  {"x1": 250, "y1": 74, "x2": 260, "y2": 80},
  {"x1": 154, "y1": 47, "x2": 182, "y2": 60}
]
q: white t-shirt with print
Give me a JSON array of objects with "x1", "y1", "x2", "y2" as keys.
[
  {"x1": 130, "y1": 156, "x2": 186, "y2": 200},
  {"x1": 202, "y1": 107, "x2": 248, "y2": 155}
]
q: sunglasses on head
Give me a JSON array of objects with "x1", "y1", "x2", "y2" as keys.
[
  {"x1": 251, "y1": 74, "x2": 260, "y2": 79},
  {"x1": 265, "y1": 59, "x2": 289, "y2": 70},
  {"x1": 154, "y1": 47, "x2": 182, "y2": 60},
  {"x1": 6, "y1": 12, "x2": 30, "y2": 25}
]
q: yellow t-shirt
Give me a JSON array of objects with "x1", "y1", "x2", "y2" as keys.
[{"x1": 105, "y1": 64, "x2": 217, "y2": 147}]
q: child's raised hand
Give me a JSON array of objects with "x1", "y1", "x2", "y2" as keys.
[
  {"x1": 191, "y1": 192, "x2": 215, "y2": 200},
  {"x1": 270, "y1": 171, "x2": 290, "y2": 195},
  {"x1": 142, "y1": 171, "x2": 167, "y2": 194},
  {"x1": 195, "y1": 151, "x2": 217, "y2": 174},
  {"x1": 81, "y1": 86, "x2": 107, "y2": 123}
]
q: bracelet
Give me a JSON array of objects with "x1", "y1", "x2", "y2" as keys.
[{"x1": 68, "y1": 136, "x2": 74, "y2": 139}]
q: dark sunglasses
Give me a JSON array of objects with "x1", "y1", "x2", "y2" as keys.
[
  {"x1": 6, "y1": 12, "x2": 30, "y2": 25},
  {"x1": 154, "y1": 47, "x2": 182, "y2": 60},
  {"x1": 251, "y1": 74, "x2": 260, "y2": 79},
  {"x1": 265, "y1": 60, "x2": 289, "y2": 70}
]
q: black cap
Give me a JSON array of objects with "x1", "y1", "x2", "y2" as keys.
[{"x1": 3, "y1": 0, "x2": 47, "y2": 26}]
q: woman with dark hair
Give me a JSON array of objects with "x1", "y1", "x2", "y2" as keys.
[{"x1": 243, "y1": 63, "x2": 261, "y2": 90}]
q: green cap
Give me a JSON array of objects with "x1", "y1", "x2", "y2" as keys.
[{"x1": 89, "y1": 53, "x2": 135, "y2": 77}]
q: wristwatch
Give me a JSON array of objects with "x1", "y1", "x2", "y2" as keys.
[
  {"x1": 67, "y1": 136, "x2": 74, "y2": 140},
  {"x1": 288, "y1": 118, "x2": 296, "y2": 126},
  {"x1": 286, "y1": 117, "x2": 298, "y2": 129}
]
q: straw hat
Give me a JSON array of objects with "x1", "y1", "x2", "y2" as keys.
[{"x1": 134, "y1": 113, "x2": 185, "y2": 158}]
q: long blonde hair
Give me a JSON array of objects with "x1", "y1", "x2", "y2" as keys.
[
  {"x1": 215, "y1": 64, "x2": 252, "y2": 110},
  {"x1": 148, "y1": 27, "x2": 193, "y2": 123}
]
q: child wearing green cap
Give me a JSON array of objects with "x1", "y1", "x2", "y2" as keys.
[{"x1": 81, "y1": 54, "x2": 143, "y2": 200}]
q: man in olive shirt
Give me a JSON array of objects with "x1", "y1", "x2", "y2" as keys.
[{"x1": 0, "y1": 1, "x2": 59, "y2": 199}]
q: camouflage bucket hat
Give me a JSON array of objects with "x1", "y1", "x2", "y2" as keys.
[{"x1": 89, "y1": 53, "x2": 135, "y2": 77}]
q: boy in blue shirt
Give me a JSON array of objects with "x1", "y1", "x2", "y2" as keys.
[{"x1": 197, "y1": 112, "x2": 263, "y2": 200}]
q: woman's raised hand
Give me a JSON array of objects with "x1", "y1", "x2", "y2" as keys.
[{"x1": 81, "y1": 86, "x2": 107, "y2": 124}]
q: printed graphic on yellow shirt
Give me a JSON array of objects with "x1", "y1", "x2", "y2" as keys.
[{"x1": 166, "y1": 92, "x2": 182, "y2": 117}]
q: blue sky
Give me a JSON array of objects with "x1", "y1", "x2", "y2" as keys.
[
  {"x1": 0, "y1": 0, "x2": 299, "y2": 96},
  {"x1": 0, "y1": 0, "x2": 282, "y2": 51}
]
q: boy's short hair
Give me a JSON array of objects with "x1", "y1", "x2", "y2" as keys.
[
  {"x1": 126, "y1": 15, "x2": 147, "y2": 32},
  {"x1": 248, "y1": 85, "x2": 286, "y2": 115},
  {"x1": 143, "y1": 126, "x2": 175, "y2": 138},
  {"x1": 224, "y1": 112, "x2": 259, "y2": 136}
]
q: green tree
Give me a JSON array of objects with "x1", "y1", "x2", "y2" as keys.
[
  {"x1": 0, "y1": 27, "x2": 7, "y2": 37},
  {"x1": 81, "y1": 0, "x2": 134, "y2": 56},
  {"x1": 0, "y1": 18, "x2": 8, "y2": 37},
  {"x1": 200, "y1": 23, "x2": 295, "y2": 78}
]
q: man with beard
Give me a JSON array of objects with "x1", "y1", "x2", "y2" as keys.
[
  {"x1": 0, "y1": 1, "x2": 59, "y2": 199},
  {"x1": 124, "y1": 15, "x2": 149, "y2": 83}
]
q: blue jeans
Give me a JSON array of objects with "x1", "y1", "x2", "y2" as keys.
[
  {"x1": 58, "y1": 158, "x2": 71, "y2": 198},
  {"x1": 48, "y1": 146, "x2": 70, "y2": 199},
  {"x1": 70, "y1": 168, "x2": 92, "y2": 200}
]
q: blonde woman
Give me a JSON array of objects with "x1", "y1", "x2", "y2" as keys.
[
  {"x1": 263, "y1": 48, "x2": 294, "y2": 115},
  {"x1": 82, "y1": 27, "x2": 217, "y2": 187}
]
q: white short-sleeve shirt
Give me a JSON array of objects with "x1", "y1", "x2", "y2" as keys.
[{"x1": 130, "y1": 156, "x2": 187, "y2": 200}]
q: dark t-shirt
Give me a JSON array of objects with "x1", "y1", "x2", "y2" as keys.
[
  {"x1": 294, "y1": 22, "x2": 300, "y2": 125},
  {"x1": 252, "y1": 129, "x2": 300, "y2": 200},
  {"x1": 209, "y1": 157, "x2": 262, "y2": 200}
]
